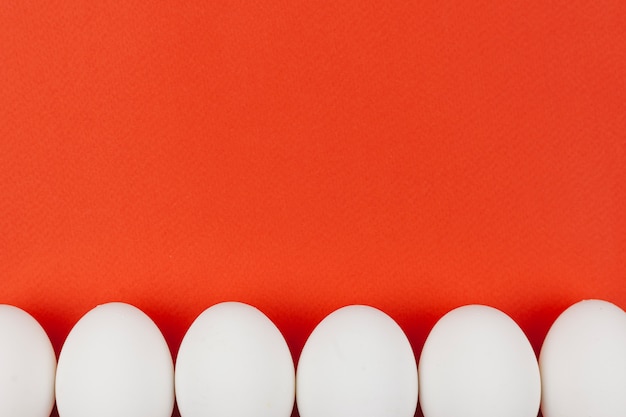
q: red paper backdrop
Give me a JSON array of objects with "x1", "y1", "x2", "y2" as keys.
[{"x1": 1, "y1": 1, "x2": 625, "y2": 416}]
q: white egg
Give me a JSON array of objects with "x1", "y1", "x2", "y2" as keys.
[
  {"x1": 175, "y1": 302, "x2": 295, "y2": 417},
  {"x1": 0, "y1": 305, "x2": 56, "y2": 417},
  {"x1": 418, "y1": 305, "x2": 540, "y2": 417},
  {"x1": 539, "y1": 299, "x2": 626, "y2": 417},
  {"x1": 55, "y1": 302, "x2": 174, "y2": 417},
  {"x1": 296, "y1": 305, "x2": 418, "y2": 417}
]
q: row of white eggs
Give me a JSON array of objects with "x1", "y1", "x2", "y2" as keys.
[{"x1": 1, "y1": 299, "x2": 625, "y2": 417}]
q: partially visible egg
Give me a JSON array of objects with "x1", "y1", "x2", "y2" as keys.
[
  {"x1": 296, "y1": 305, "x2": 418, "y2": 417},
  {"x1": 418, "y1": 305, "x2": 540, "y2": 417},
  {"x1": 55, "y1": 302, "x2": 174, "y2": 417},
  {"x1": 0, "y1": 305, "x2": 56, "y2": 417},
  {"x1": 175, "y1": 302, "x2": 295, "y2": 417},
  {"x1": 539, "y1": 299, "x2": 626, "y2": 417}
]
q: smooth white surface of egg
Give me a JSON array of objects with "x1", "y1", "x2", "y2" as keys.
[
  {"x1": 55, "y1": 302, "x2": 174, "y2": 417},
  {"x1": 539, "y1": 299, "x2": 626, "y2": 417},
  {"x1": 175, "y1": 302, "x2": 295, "y2": 417},
  {"x1": 418, "y1": 305, "x2": 540, "y2": 417},
  {"x1": 0, "y1": 305, "x2": 56, "y2": 417},
  {"x1": 296, "y1": 305, "x2": 418, "y2": 417}
]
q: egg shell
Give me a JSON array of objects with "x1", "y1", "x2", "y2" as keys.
[
  {"x1": 55, "y1": 302, "x2": 174, "y2": 417},
  {"x1": 296, "y1": 305, "x2": 418, "y2": 417},
  {"x1": 0, "y1": 305, "x2": 56, "y2": 417},
  {"x1": 175, "y1": 302, "x2": 295, "y2": 417},
  {"x1": 539, "y1": 299, "x2": 626, "y2": 417},
  {"x1": 418, "y1": 304, "x2": 540, "y2": 417}
]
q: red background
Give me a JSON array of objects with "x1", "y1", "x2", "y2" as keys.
[{"x1": 1, "y1": 1, "x2": 625, "y2": 416}]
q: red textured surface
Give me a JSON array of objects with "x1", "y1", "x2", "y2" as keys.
[{"x1": 1, "y1": 2, "x2": 625, "y2": 416}]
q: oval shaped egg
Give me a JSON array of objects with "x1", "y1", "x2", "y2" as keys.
[
  {"x1": 0, "y1": 305, "x2": 56, "y2": 417},
  {"x1": 175, "y1": 302, "x2": 295, "y2": 417},
  {"x1": 56, "y1": 302, "x2": 174, "y2": 417},
  {"x1": 418, "y1": 305, "x2": 540, "y2": 417},
  {"x1": 296, "y1": 305, "x2": 417, "y2": 417},
  {"x1": 539, "y1": 299, "x2": 626, "y2": 417}
]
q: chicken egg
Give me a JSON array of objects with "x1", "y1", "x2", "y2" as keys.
[
  {"x1": 418, "y1": 305, "x2": 540, "y2": 417},
  {"x1": 175, "y1": 302, "x2": 295, "y2": 417},
  {"x1": 55, "y1": 302, "x2": 174, "y2": 417},
  {"x1": 0, "y1": 305, "x2": 56, "y2": 417},
  {"x1": 539, "y1": 299, "x2": 626, "y2": 417},
  {"x1": 296, "y1": 305, "x2": 418, "y2": 417}
]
